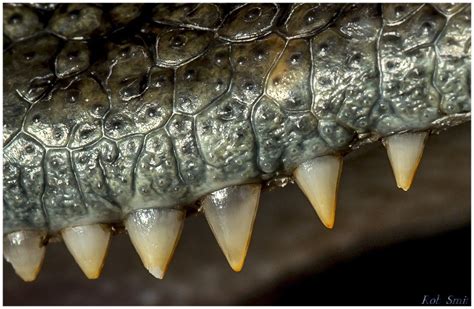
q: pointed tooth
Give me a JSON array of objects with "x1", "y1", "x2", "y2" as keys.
[
  {"x1": 293, "y1": 155, "x2": 343, "y2": 229},
  {"x1": 383, "y1": 132, "x2": 428, "y2": 191},
  {"x1": 202, "y1": 184, "x2": 261, "y2": 272},
  {"x1": 61, "y1": 224, "x2": 111, "y2": 279},
  {"x1": 3, "y1": 230, "x2": 46, "y2": 282},
  {"x1": 125, "y1": 208, "x2": 185, "y2": 279}
]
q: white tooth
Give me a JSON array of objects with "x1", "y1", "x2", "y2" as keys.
[
  {"x1": 383, "y1": 132, "x2": 428, "y2": 191},
  {"x1": 202, "y1": 184, "x2": 261, "y2": 272},
  {"x1": 293, "y1": 155, "x2": 343, "y2": 229},
  {"x1": 125, "y1": 208, "x2": 185, "y2": 279},
  {"x1": 61, "y1": 224, "x2": 111, "y2": 279},
  {"x1": 3, "y1": 230, "x2": 47, "y2": 282}
]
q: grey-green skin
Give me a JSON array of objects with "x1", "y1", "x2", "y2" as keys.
[{"x1": 3, "y1": 3, "x2": 471, "y2": 235}]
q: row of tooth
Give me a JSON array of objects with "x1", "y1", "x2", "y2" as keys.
[{"x1": 4, "y1": 132, "x2": 427, "y2": 282}]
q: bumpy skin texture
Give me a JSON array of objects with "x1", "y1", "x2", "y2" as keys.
[{"x1": 3, "y1": 3, "x2": 471, "y2": 234}]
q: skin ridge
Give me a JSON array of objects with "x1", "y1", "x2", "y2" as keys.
[{"x1": 2, "y1": 3, "x2": 471, "y2": 234}]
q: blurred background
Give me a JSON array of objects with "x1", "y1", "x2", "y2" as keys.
[{"x1": 3, "y1": 123, "x2": 470, "y2": 305}]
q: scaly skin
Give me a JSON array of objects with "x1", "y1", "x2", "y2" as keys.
[{"x1": 3, "y1": 3, "x2": 471, "y2": 235}]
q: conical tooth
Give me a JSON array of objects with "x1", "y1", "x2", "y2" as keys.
[
  {"x1": 383, "y1": 132, "x2": 428, "y2": 191},
  {"x1": 61, "y1": 224, "x2": 111, "y2": 279},
  {"x1": 125, "y1": 208, "x2": 185, "y2": 279},
  {"x1": 293, "y1": 155, "x2": 343, "y2": 229},
  {"x1": 202, "y1": 184, "x2": 261, "y2": 272},
  {"x1": 3, "y1": 230, "x2": 47, "y2": 282}
]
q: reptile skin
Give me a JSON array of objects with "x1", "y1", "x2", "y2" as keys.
[{"x1": 3, "y1": 3, "x2": 471, "y2": 234}]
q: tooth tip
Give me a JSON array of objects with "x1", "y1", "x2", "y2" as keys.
[
  {"x1": 229, "y1": 261, "x2": 244, "y2": 272},
  {"x1": 13, "y1": 259, "x2": 44, "y2": 282},
  {"x1": 17, "y1": 269, "x2": 41, "y2": 282},
  {"x1": 86, "y1": 275, "x2": 100, "y2": 280},
  {"x1": 399, "y1": 183, "x2": 411, "y2": 191},
  {"x1": 84, "y1": 270, "x2": 101, "y2": 280},
  {"x1": 220, "y1": 244, "x2": 249, "y2": 272},
  {"x1": 221, "y1": 242, "x2": 250, "y2": 272},
  {"x1": 315, "y1": 204, "x2": 336, "y2": 229},
  {"x1": 395, "y1": 174, "x2": 414, "y2": 191},
  {"x1": 77, "y1": 265, "x2": 104, "y2": 280},
  {"x1": 22, "y1": 277, "x2": 36, "y2": 282},
  {"x1": 225, "y1": 253, "x2": 246, "y2": 272},
  {"x1": 323, "y1": 220, "x2": 335, "y2": 229},
  {"x1": 147, "y1": 266, "x2": 165, "y2": 279}
]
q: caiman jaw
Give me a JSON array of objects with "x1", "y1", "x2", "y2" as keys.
[{"x1": 3, "y1": 3, "x2": 471, "y2": 281}]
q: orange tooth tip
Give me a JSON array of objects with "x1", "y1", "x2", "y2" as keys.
[
  {"x1": 383, "y1": 132, "x2": 428, "y2": 191},
  {"x1": 293, "y1": 155, "x2": 343, "y2": 229},
  {"x1": 4, "y1": 230, "x2": 47, "y2": 282},
  {"x1": 202, "y1": 184, "x2": 261, "y2": 272},
  {"x1": 125, "y1": 208, "x2": 185, "y2": 279},
  {"x1": 61, "y1": 224, "x2": 111, "y2": 279}
]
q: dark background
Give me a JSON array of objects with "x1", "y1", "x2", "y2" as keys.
[
  {"x1": 4, "y1": 123, "x2": 470, "y2": 305},
  {"x1": 247, "y1": 226, "x2": 471, "y2": 305}
]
